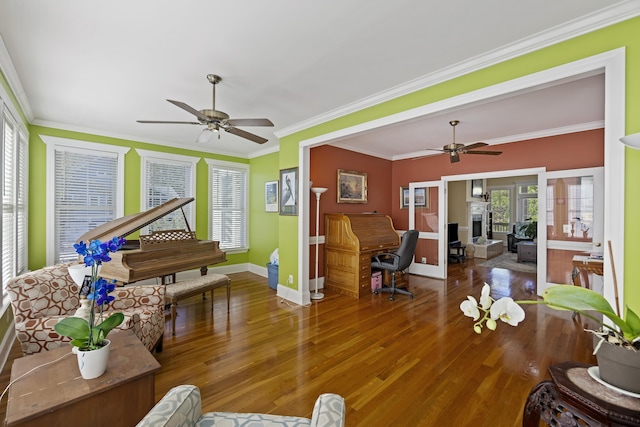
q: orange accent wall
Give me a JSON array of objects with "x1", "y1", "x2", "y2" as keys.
[{"x1": 309, "y1": 129, "x2": 603, "y2": 279}]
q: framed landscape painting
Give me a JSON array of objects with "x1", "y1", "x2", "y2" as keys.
[{"x1": 337, "y1": 169, "x2": 367, "y2": 203}]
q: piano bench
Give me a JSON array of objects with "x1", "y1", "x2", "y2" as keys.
[{"x1": 164, "y1": 274, "x2": 231, "y2": 335}]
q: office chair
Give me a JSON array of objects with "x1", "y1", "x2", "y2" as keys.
[{"x1": 371, "y1": 229, "x2": 419, "y2": 301}]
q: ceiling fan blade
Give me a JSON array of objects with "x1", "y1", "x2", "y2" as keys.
[
  {"x1": 226, "y1": 118, "x2": 274, "y2": 127},
  {"x1": 167, "y1": 99, "x2": 210, "y2": 122},
  {"x1": 137, "y1": 120, "x2": 201, "y2": 125},
  {"x1": 225, "y1": 127, "x2": 268, "y2": 144},
  {"x1": 450, "y1": 152, "x2": 460, "y2": 163},
  {"x1": 463, "y1": 142, "x2": 488, "y2": 151},
  {"x1": 464, "y1": 150, "x2": 502, "y2": 155}
]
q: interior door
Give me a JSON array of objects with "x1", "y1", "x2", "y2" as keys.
[
  {"x1": 540, "y1": 167, "x2": 604, "y2": 295},
  {"x1": 408, "y1": 180, "x2": 446, "y2": 279}
]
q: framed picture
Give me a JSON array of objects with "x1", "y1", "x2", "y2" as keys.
[
  {"x1": 400, "y1": 187, "x2": 410, "y2": 209},
  {"x1": 415, "y1": 187, "x2": 427, "y2": 207},
  {"x1": 265, "y1": 181, "x2": 278, "y2": 212},
  {"x1": 337, "y1": 169, "x2": 367, "y2": 203},
  {"x1": 401, "y1": 186, "x2": 428, "y2": 208},
  {"x1": 279, "y1": 167, "x2": 298, "y2": 215}
]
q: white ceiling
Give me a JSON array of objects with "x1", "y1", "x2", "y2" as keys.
[{"x1": 0, "y1": 1, "x2": 637, "y2": 159}]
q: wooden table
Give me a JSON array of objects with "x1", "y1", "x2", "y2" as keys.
[
  {"x1": 6, "y1": 329, "x2": 161, "y2": 427},
  {"x1": 523, "y1": 362, "x2": 640, "y2": 426},
  {"x1": 572, "y1": 255, "x2": 604, "y2": 289}
]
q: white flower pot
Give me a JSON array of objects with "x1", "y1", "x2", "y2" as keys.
[{"x1": 72, "y1": 339, "x2": 111, "y2": 379}]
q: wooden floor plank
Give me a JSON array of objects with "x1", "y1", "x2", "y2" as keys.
[{"x1": 0, "y1": 259, "x2": 598, "y2": 426}]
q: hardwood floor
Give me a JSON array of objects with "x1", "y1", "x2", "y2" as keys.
[{"x1": 0, "y1": 259, "x2": 598, "y2": 426}]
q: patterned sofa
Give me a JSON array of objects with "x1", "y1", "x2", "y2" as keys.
[
  {"x1": 137, "y1": 385, "x2": 345, "y2": 427},
  {"x1": 7, "y1": 262, "x2": 165, "y2": 355}
]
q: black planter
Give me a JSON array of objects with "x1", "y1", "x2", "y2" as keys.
[{"x1": 594, "y1": 336, "x2": 640, "y2": 394}]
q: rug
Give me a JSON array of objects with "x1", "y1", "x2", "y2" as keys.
[{"x1": 476, "y1": 251, "x2": 537, "y2": 273}]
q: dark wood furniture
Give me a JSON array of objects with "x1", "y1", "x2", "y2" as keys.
[
  {"x1": 523, "y1": 362, "x2": 640, "y2": 426},
  {"x1": 324, "y1": 213, "x2": 404, "y2": 298},
  {"x1": 6, "y1": 330, "x2": 161, "y2": 427},
  {"x1": 75, "y1": 197, "x2": 226, "y2": 284},
  {"x1": 517, "y1": 242, "x2": 537, "y2": 263}
]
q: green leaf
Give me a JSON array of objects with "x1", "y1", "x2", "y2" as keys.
[
  {"x1": 94, "y1": 312, "x2": 125, "y2": 339},
  {"x1": 542, "y1": 286, "x2": 636, "y2": 340},
  {"x1": 625, "y1": 306, "x2": 640, "y2": 336},
  {"x1": 54, "y1": 317, "x2": 90, "y2": 340}
]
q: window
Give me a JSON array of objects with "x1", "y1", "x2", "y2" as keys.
[
  {"x1": 489, "y1": 188, "x2": 511, "y2": 233},
  {"x1": 1, "y1": 104, "x2": 28, "y2": 295},
  {"x1": 137, "y1": 150, "x2": 198, "y2": 232},
  {"x1": 42, "y1": 136, "x2": 129, "y2": 264},
  {"x1": 207, "y1": 159, "x2": 249, "y2": 252},
  {"x1": 517, "y1": 183, "x2": 538, "y2": 222}
]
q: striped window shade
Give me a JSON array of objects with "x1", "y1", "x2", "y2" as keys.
[
  {"x1": 209, "y1": 161, "x2": 248, "y2": 252},
  {"x1": 53, "y1": 148, "x2": 118, "y2": 263}
]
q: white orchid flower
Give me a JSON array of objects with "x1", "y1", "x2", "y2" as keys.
[
  {"x1": 460, "y1": 296, "x2": 480, "y2": 321},
  {"x1": 490, "y1": 297, "x2": 526, "y2": 326},
  {"x1": 480, "y1": 283, "x2": 492, "y2": 309}
]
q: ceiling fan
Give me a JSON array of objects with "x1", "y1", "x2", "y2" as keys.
[
  {"x1": 137, "y1": 74, "x2": 274, "y2": 144},
  {"x1": 425, "y1": 120, "x2": 502, "y2": 163}
]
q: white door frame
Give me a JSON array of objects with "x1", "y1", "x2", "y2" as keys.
[{"x1": 296, "y1": 49, "x2": 625, "y2": 310}]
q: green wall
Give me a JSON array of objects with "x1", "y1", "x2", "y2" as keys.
[
  {"x1": 278, "y1": 16, "x2": 640, "y2": 310},
  {"x1": 249, "y1": 152, "x2": 280, "y2": 268},
  {"x1": 28, "y1": 126, "x2": 251, "y2": 270}
]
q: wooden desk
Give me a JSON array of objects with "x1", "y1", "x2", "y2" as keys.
[
  {"x1": 6, "y1": 330, "x2": 161, "y2": 427},
  {"x1": 523, "y1": 362, "x2": 640, "y2": 426},
  {"x1": 572, "y1": 255, "x2": 604, "y2": 289}
]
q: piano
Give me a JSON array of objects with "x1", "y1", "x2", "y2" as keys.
[
  {"x1": 76, "y1": 197, "x2": 226, "y2": 285},
  {"x1": 323, "y1": 213, "x2": 403, "y2": 298}
]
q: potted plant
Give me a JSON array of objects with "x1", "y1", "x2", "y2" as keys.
[
  {"x1": 461, "y1": 283, "x2": 640, "y2": 394},
  {"x1": 54, "y1": 236, "x2": 126, "y2": 379},
  {"x1": 518, "y1": 221, "x2": 537, "y2": 240}
]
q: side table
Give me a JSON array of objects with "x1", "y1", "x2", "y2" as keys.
[
  {"x1": 523, "y1": 362, "x2": 640, "y2": 426},
  {"x1": 6, "y1": 329, "x2": 161, "y2": 427}
]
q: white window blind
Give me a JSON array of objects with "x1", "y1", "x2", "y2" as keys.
[
  {"x1": 208, "y1": 161, "x2": 248, "y2": 252},
  {"x1": 54, "y1": 148, "x2": 118, "y2": 263},
  {"x1": 2, "y1": 107, "x2": 28, "y2": 294},
  {"x1": 143, "y1": 156, "x2": 194, "y2": 232}
]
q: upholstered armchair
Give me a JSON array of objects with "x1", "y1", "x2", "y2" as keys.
[
  {"x1": 7, "y1": 262, "x2": 165, "y2": 355},
  {"x1": 507, "y1": 222, "x2": 535, "y2": 252},
  {"x1": 136, "y1": 385, "x2": 346, "y2": 427}
]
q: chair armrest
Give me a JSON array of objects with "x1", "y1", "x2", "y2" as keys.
[
  {"x1": 371, "y1": 252, "x2": 398, "y2": 264},
  {"x1": 110, "y1": 285, "x2": 164, "y2": 310},
  {"x1": 136, "y1": 385, "x2": 202, "y2": 427},
  {"x1": 309, "y1": 393, "x2": 346, "y2": 427}
]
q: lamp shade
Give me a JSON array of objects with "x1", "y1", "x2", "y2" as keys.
[
  {"x1": 311, "y1": 187, "x2": 328, "y2": 195},
  {"x1": 68, "y1": 264, "x2": 93, "y2": 286},
  {"x1": 196, "y1": 128, "x2": 214, "y2": 144},
  {"x1": 620, "y1": 133, "x2": 640, "y2": 149}
]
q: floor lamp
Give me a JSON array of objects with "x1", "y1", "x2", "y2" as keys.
[{"x1": 311, "y1": 187, "x2": 328, "y2": 300}]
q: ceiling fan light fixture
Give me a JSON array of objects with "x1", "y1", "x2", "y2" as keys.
[{"x1": 196, "y1": 127, "x2": 217, "y2": 143}]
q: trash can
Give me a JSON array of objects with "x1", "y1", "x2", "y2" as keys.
[{"x1": 266, "y1": 262, "x2": 278, "y2": 290}]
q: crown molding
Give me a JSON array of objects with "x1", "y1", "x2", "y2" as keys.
[{"x1": 275, "y1": 1, "x2": 640, "y2": 139}]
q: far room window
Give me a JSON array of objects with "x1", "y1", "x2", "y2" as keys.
[
  {"x1": 42, "y1": 136, "x2": 129, "y2": 265},
  {"x1": 137, "y1": 150, "x2": 198, "y2": 233},
  {"x1": 517, "y1": 183, "x2": 538, "y2": 222},
  {"x1": 489, "y1": 188, "x2": 511, "y2": 233},
  {"x1": 207, "y1": 159, "x2": 249, "y2": 252}
]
